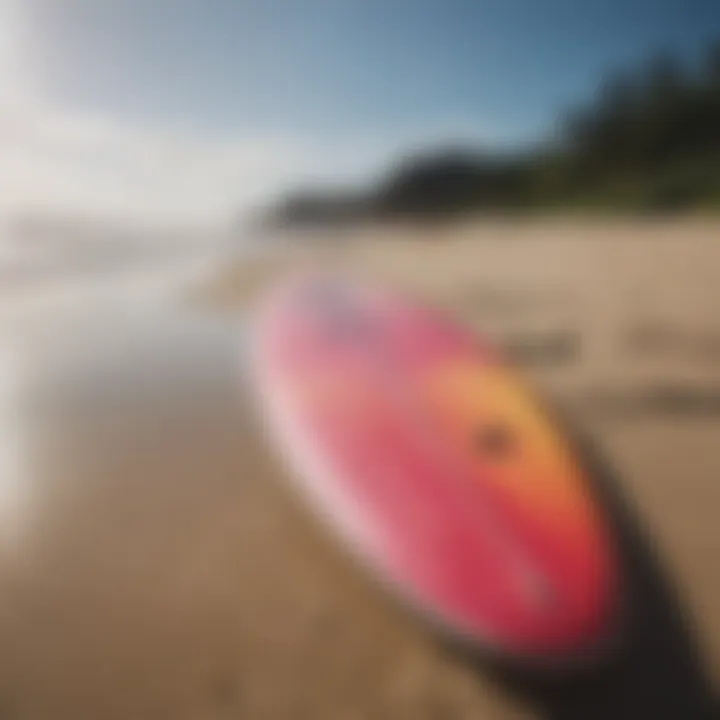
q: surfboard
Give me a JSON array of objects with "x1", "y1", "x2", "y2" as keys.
[{"x1": 250, "y1": 275, "x2": 618, "y2": 663}]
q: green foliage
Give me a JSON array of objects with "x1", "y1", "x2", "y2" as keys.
[
  {"x1": 545, "y1": 46, "x2": 720, "y2": 212},
  {"x1": 269, "y1": 43, "x2": 720, "y2": 224}
]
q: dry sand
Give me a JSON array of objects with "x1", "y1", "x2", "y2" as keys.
[{"x1": 2, "y1": 218, "x2": 719, "y2": 718}]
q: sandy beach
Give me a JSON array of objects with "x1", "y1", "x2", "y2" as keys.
[{"x1": 1, "y1": 218, "x2": 719, "y2": 718}]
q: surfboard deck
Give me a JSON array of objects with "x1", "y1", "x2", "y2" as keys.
[{"x1": 250, "y1": 275, "x2": 619, "y2": 664}]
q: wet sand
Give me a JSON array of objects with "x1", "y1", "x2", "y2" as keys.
[{"x1": 1, "y1": 219, "x2": 719, "y2": 718}]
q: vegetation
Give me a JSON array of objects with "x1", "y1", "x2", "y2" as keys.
[{"x1": 269, "y1": 43, "x2": 720, "y2": 224}]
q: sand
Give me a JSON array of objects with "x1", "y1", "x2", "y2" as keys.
[{"x1": 1, "y1": 218, "x2": 719, "y2": 718}]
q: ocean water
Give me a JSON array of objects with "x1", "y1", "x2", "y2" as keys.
[{"x1": 0, "y1": 228, "x2": 245, "y2": 550}]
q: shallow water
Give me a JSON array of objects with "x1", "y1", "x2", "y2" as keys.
[
  {"x1": 0, "y1": 250, "x2": 267, "y2": 716},
  {"x1": 0, "y1": 247, "x2": 243, "y2": 544}
]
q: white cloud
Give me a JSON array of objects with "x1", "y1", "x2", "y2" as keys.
[
  {"x1": 0, "y1": 100, "x2": 507, "y2": 226},
  {"x1": 0, "y1": 0, "x2": 502, "y2": 228},
  {"x1": 0, "y1": 0, "x2": 311, "y2": 227},
  {"x1": 1, "y1": 96, "x2": 307, "y2": 225}
]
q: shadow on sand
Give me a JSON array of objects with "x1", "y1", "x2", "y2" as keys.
[{"x1": 456, "y1": 425, "x2": 719, "y2": 720}]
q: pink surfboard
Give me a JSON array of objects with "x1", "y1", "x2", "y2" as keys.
[{"x1": 250, "y1": 275, "x2": 618, "y2": 662}]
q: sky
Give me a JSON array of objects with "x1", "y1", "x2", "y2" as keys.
[{"x1": 2, "y1": 0, "x2": 720, "y2": 226}]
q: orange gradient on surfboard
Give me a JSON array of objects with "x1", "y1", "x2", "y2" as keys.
[{"x1": 422, "y1": 361, "x2": 603, "y2": 535}]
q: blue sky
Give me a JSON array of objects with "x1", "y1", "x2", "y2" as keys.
[
  {"x1": 3, "y1": 0, "x2": 720, "y2": 223},
  {"x1": 31, "y1": 0, "x2": 720, "y2": 142}
]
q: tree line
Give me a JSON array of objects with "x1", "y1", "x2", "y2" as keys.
[{"x1": 268, "y1": 43, "x2": 720, "y2": 225}]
